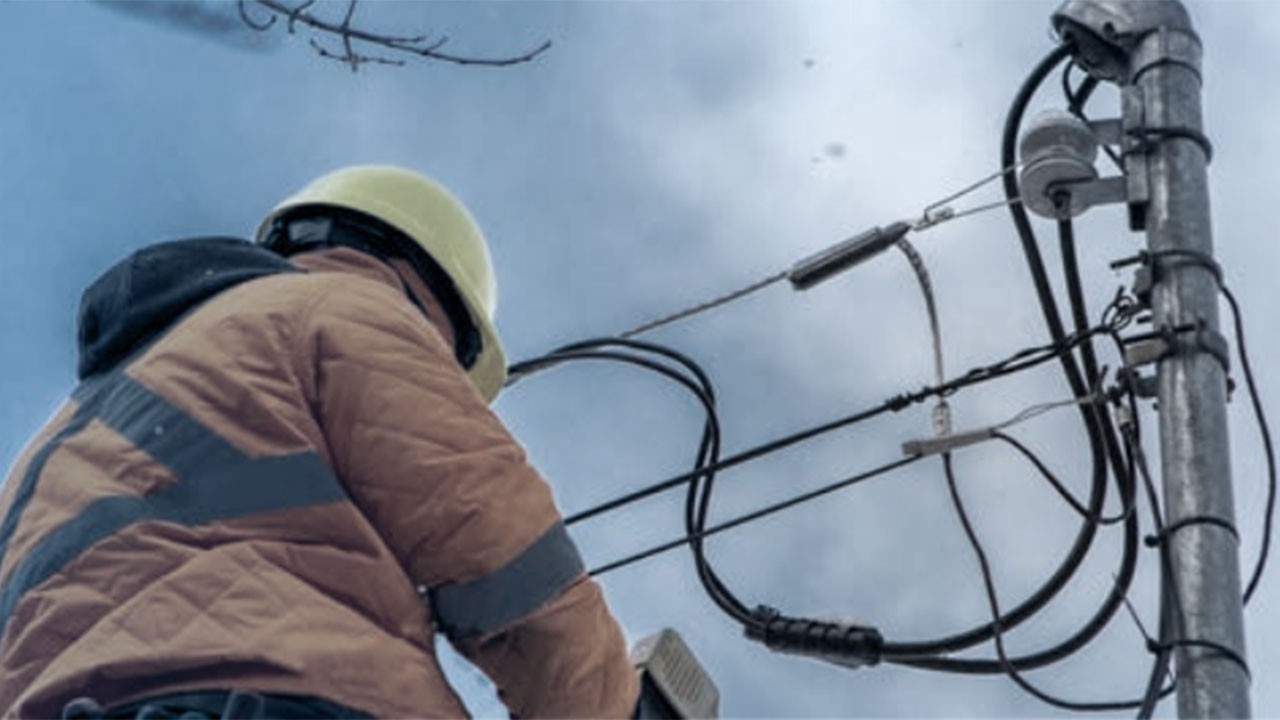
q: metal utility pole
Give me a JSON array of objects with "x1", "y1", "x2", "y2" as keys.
[{"x1": 1050, "y1": 2, "x2": 1250, "y2": 717}]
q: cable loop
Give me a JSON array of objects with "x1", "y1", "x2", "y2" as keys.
[{"x1": 1101, "y1": 286, "x2": 1145, "y2": 332}]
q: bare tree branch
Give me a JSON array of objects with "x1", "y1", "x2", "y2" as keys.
[
  {"x1": 241, "y1": 0, "x2": 552, "y2": 71},
  {"x1": 236, "y1": 0, "x2": 276, "y2": 31},
  {"x1": 285, "y1": 0, "x2": 316, "y2": 35},
  {"x1": 309, "y1": 37, "x2": 404, "y2": 69}
]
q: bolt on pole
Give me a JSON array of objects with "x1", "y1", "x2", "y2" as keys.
[{"x1": 1051, "y1": 1, "x2": 1250, "y2": 717}]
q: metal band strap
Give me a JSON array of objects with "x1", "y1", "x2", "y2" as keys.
[
  {"x1": 430, "y1": 520, "x2": 585, "y2": 640},
  {"x1": 0, "y1": 373, "x2": 347, "y2": 643}
]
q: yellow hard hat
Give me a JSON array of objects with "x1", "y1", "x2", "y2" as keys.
[{"x1": 258, "y1": 165, "x2": 507, "y2": 402}]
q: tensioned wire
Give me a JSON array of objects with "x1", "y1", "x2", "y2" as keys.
[
  {"x1": 609, "y1": 163, "x2": 1020, "y2": 342},
  {"x1": 510, "y1": 322, "x2": 1118, "y2": 532}
]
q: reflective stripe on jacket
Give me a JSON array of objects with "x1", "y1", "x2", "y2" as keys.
[{"x1": 0, "y1": 242, "x2": 638, "y2": 718}]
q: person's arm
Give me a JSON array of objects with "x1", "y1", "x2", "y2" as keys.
[{"x1": 305, "y1": 279, "x2": 638, "y2": 718}]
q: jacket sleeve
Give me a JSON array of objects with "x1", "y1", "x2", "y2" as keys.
[{"x1": 303, "y1": 279, "x2": 638, "y2": 718}]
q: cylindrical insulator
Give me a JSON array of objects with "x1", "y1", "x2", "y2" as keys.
[{"x1": 1018, "y1": 109, "x2": 1100, "y2": 219}]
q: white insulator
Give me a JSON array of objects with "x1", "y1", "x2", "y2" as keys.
[{"x1": 1018, "y1": 109, "x2": 1100, "y2": 219}]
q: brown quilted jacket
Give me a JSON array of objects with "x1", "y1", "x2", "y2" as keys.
[{"x1": 0, "y1": 239, "x2": 637, "y2": 718}]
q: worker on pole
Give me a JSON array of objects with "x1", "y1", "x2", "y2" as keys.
[{"x1": 0, "y1": 166, "x2": 640, "y2": 718}]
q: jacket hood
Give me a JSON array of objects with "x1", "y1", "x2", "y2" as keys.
[{"x1": 77, "y1": 237, "x2": 297, "y2": 379}]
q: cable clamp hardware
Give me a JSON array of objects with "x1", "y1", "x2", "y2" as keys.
[
  {"x1": 1123, "y1": 125, "x2": 1214, "y2": 164},
  {"x1": 1115, "y1": 368, "x2": 1158, "y2": 400},
  {"x1": 1120, "y1": 321, "x2": 1229, "y2": 376},
  {"x1": 1111, "y1": 248, "x2": 1224, "y2": 304},
  {"x1": 745, "y1": 605, "x2": 883, "y2": 668},
  {"x1": 902, "y1": 428, "x2": 994, "y2": 459}
]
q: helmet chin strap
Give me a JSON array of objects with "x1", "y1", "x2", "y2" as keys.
[{"x1": 388, "y1": 257, "x2": 460, "y2": 355}]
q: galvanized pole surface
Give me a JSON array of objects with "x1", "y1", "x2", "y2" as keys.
[
  {"x1": 1052, "y1": 2, "x2": 1250, "y2": 717},
  {"x1": 1137, "y1": 28, "x2": 1251, "y2": 720}
]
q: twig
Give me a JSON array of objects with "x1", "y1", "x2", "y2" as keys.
[
  {"x1": 236, "y1": 0, "x2": 275, "y2": 31},
  {"x1": 240, "y1": 0, "x2": 552, "y2": 70},
  {"x1": 285, "y1": 0, "x2": 315, "y2": 34}
]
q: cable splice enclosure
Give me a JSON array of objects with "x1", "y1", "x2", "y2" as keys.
[{"x1": 745, "y1": 606, "x2": 884, "y2": 667}]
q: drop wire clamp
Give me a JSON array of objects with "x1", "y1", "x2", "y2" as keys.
[{"x1": 901, "y1": 427, "x2": 997, "y2": 459}]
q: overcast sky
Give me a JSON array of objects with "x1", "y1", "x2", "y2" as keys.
[{"x1": 1, "y1": 1, "x2": 1277, "y2": 717}]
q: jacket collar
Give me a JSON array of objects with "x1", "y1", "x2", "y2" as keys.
[{"x1": 290, "y1": 247, "x2": 458, "y2": 352}]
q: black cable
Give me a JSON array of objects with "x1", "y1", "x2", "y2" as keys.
[
  {"x1": 556, "y1": 339, "x2": 752, "y2": 623},
  {"x1": 1059, "y1": 215, "x2": 1140, "y2": 519},
  {"x1": 1125, "y1": 250, "x2": 1275, "y2": 602},
  {"x1": 559, "y1": 391, "x2": 900, "y2": 526},
  {"x1": 588, "y1": 456, "x2": 924, "y2": 576},
  {"x1": 512, "y1": 325, "x2": 1130, "y2": 662},
  {"x1": 543, "y1": 325, "x2": 1112, "y2": 529},
  {"x1": 1095, "y1": 313, "x2": 1181, "y2": 717},
  {"x1": 941, "y1": 453, "x2": 1151, "y2": 711},
  {"x1": 1002, "y1": 44, "x2": 1085, "y2": 391},
  {"x1": 1221, "y1": 285, "x2": 1275, "y2": 604},
  {"x1": 992, "y1": 432, "x2": 1128, "y2": 525},
  {"x1": 511, "y1": 251, "x2": 1159, "y2": 677},
  {"x1": 509, "y1": 338, "x2": 758, "y2": 626},
  {"x1": 1107, "y1": 368, "x2": 1181, "y2": 719},
  {"x1": 890, "y1": 478, "x2": 1139, "y2": 675},
  {"x1": 1137, "y1": 597, "x2": 1177, "y2": 720},
  {"x1": 1061, "y1": 60, "x2": 1123, "y2": 172},
  {"x1": 1128, "y1": 413, "x2": 1188, "y2": 718},
  {"x1": 891, "y1": 41, "x2": 1149, "y2": 675},
  {"x1": 1060, "y1": 57, "x2": 1079, "y2": 110},
  {"x1": 883, "y1": 332, "x2": 1144, "y2": 673},
  {"x1": 514, "y1": 324, "x2": 1128, "y2": 668},
  {"x1": 877, "y1": 42, "x2": 1129, "y2": 669},
  {"x1": 501, "y1": 37, "x2": 1270, "y2": 700}
]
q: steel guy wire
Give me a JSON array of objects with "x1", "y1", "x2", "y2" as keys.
[
  {"x1": 612, "y1": 165, "x2": 1025, "y2": 341},
  {"x1": 616, "y1": 270, "x2": 789, "y2": 339}
]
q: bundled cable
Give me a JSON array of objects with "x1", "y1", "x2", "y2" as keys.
[{"x1": 502, "y1": 30, "x2": 1276, "y2": 717}]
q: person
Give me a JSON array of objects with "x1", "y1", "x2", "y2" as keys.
[{"x1": 0, "y1": 166, "x2": 640, "y2": 718}]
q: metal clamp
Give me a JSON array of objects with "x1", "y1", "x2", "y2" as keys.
[{"x1": 1121, "y1": 322, "x2": 1230, "y2": 376}]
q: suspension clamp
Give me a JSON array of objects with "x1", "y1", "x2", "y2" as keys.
[{"x1": 745, "y1": 605, "x2": 883, "y2": 668}]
